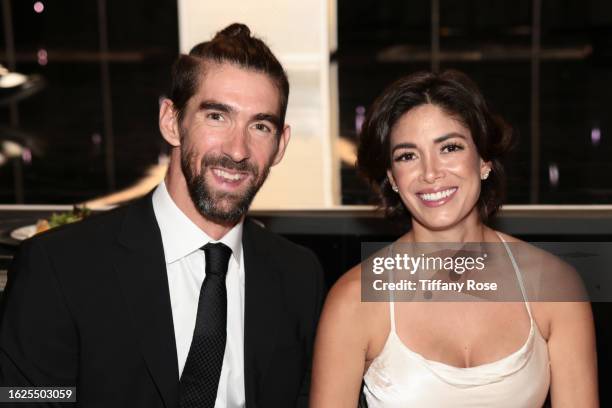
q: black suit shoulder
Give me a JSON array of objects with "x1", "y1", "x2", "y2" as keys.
[
  {"x1": 27, "y1": 200, "x2": 132, "y2": 251},
  {"x1": 243, "y1": 216, "x2": 326, "y2": 322},
  {"x1": 242, "y1": 218, "x2": 325, "y2": 408},
  {"x1": 244, "y1": 217, "x2": 319, "y2": 261},
  {"x1": 244, "y1": 217, "x2": 324, "y2": 281}
]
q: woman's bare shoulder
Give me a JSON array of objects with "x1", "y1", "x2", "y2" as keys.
[
  {"x1": 325, "y1": 264, "x2": 364, "y2": 310},
  {"x1": 493, "y1": 230, "x2": 524, "y2": 244},
  {"x1": 494, "y1": 230, "x2": 575, "y2": 273},
  {"x1": 323, "y1": 263, "x2": 386, "y2": 325},
  {"x1": 493, "y1": 230, "x2": 590, "y2": 324}
]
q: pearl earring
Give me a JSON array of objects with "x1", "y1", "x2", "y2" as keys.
[
  {"x1": 392, "y1": 185, "x2": 399, "y2": 193},
  {"x1": 481, "y1": 170, "x2": 491, "y2": 180}
]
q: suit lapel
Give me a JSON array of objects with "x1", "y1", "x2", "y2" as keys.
[
  {"x1": 112, "y1": 195, "x2": 179, "y2": 408},
  {"x1": 243, "y1": 219, "x2": 282, "y2": 407}
]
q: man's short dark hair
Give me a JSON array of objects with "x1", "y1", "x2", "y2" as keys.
[
  {"x1": 357, "y1": 70, "x2": 514, "y2": 222},
  {"x1": 169, "y1": 23, "x2": 290, "y2": 130}
]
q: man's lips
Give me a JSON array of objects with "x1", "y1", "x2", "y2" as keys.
[{"x1": 209, "y1": 167, "x2": 250, "y2": 187}]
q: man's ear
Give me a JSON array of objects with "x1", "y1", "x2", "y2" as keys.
[
  {"x1": 159, "y1": 98, "x2": 181, "y2": 147},
  {"x1": 271, "y1": 125, "x2": 291, "y2": 166}
]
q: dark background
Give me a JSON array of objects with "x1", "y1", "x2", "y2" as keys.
[
  {"x1": 0, "y1": 0, "x2": 178, "y2": 203},
  {"x1": 1, "y1": 0, "x2": 612, "y2": 205},
  {"x1": 337, "y1": 0, "x2": 612, "y2": 205},
  {"x1": 1, "y1": 0, "x2": 611, "y2": 405}
]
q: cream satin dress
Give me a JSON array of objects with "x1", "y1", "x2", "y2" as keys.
[{"x1": 363, "y1": 235, "x2": 550, "y2": 407}]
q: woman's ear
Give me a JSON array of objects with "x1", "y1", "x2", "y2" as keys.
[
  {"x1": 386, "y1": 169, "x2": 399, "y2": 192},
  {"x1": 480, "y1": 159, "x2": 492, "y2": 180}
]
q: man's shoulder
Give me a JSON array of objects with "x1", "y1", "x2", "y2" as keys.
[
  {"x1": 27, "y1": 197, "x2": 146, "y2": 250},
  {"x1": 244, "y1": 217, "x2": 326, "y2": 313},
  {"x1": 244, "y1": 217, "x2": 318, "y2": 263}
]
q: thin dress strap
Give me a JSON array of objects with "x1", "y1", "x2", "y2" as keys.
[
  {"x1": 387, "y1": 245, "x2": 397, "y2": 333},
  {"x1": 496, "y1": 232, "x2": 534, "y2": 319},
  {"x1": 389, "y1": 296, "x2": 397, "y2": 333}
]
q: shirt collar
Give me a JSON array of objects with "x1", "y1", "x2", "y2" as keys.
[{"x1": 152, "y1": 181, "x2": 243, "y2": 265}]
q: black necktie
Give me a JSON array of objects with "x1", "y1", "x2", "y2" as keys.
[{"x1": 179, "y1": 242, "x2": 232, "y2": 408}]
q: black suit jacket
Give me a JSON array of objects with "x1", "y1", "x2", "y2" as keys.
[{"x1": 0, "y1": 194, "x2": 325, "y2": 407}]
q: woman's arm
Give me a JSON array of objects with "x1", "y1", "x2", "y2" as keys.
[
  {"x1": 547, "y1": 301, "x2": 598, "y2": 407},
  {"x1": 309, "y1": 267, "x2": 369, "y2": 408}
]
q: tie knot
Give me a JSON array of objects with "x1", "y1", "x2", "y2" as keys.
[{"x1": 202, "y1": 242, "x2": 232, "y2": 277}]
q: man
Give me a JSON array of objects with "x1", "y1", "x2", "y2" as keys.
[{"x1": 0, "y1": 23, "x2": 325, "y2": 408}]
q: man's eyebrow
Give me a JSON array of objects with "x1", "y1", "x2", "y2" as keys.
[
  {"x1": 391, "y1": 142, "x2": 417, "y2": 154},
  {"x1": 253, "y1": 113, "x2": 282, "y2": 130},
  {"x1": 433, "y1": 133, "x2": 467, "y2": 143},
  {"x1": 198, "y1": 100, "x2": 234, "y2": 113}
]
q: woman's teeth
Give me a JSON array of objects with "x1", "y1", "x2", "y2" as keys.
[{"x1": 418, "y1": 188, "x2": 457, "y2": 201}]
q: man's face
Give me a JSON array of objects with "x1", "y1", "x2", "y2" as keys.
[{"x1": 176, "y1": 63, "x2": 289, "y2": 225}]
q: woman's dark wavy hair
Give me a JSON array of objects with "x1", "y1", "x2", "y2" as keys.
[
  {"x1": 357, "y1": 70, "x2": 514, "y2": 222},
  {"x1": 169, "y1": 23, "x2": 289, "y2": 132}
]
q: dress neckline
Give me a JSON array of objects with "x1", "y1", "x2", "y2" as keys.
[
  {"x1": 365, "y1": 232, "x2": 548, "y2": 387},
  {"x1": 366, "y1": 317, "x2": 546, "y2": 387}
]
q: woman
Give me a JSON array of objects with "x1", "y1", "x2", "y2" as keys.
[{"x1": 310, "y1": 70, "x2": 598, "y2": 407}]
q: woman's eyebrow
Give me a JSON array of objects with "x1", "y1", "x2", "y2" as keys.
[
  {"x1": 433, "y1": 133, "x2": 468, "y2": 144},
  {"x1": 391, "y1": 142, "x2": 417, "y2": 154}
]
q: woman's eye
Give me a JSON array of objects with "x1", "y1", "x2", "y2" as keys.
[
  {"x1": 394, "y1": 152, "x2": 416, "y2": 162},
  {"x1": 441, "y1": 143, "x2": 464, "y2": 153}
]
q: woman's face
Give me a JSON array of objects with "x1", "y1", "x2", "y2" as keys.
[{"x1": 386, "y1": 104, "x2": 490, "y2": 231}]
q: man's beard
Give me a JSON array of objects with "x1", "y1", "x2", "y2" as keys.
[{"x1": 180, "y1": 143, "x2": 271, "y2": 226}]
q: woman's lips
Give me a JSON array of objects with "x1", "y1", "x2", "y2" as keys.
[{"x1": 416, "y1": 187, "x2": 458, "y2": 207}]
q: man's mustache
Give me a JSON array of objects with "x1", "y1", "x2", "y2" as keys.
[{"x1": 201, "y1": 154, "x2": 258, "y2": 176}]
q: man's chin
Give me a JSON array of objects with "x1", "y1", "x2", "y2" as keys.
[
  {"x1": 195, "y1": 195, "x2": 251, "y2": 225},
  {"x1": 186, "y1": 174, "x2": 266, "y2": 226}
]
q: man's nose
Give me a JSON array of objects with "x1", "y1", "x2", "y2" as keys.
[{"x1": 223, "y1": 127, "x2": 250, "y2": 163}]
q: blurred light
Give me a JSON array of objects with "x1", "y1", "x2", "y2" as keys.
[
  {"x1": 2, "y1": 140, "x2": 22, "y2": 158},
  {"x1": 37, "y1": 49, "x2": 48, "y2": 66},
  {"x1": 355, "y1": 105, "x2": 366, "y2": 134},
  {"x1": 33, "y1": 1, "x2": 44, "y2": 13},
  {"x1": 91, "y1": 133, "x2": 102, "y2": 145},
  {"x1": 548, "y1": 163, "x2": 559, "y2": 187},
  {"x1": 591, "y1": 127, "x2": 601, "y2": 146},
  {"x1": 337, "y1": 137, "x2": 357, "y2": 166},
  {"x1": 22, "y1": 148, "x2": 32, "y2": 164},
  {"x1": 0, "y1": 71, "x2": 27, "y2": 88}
]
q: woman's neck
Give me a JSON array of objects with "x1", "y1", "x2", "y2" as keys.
[{"x1": 406, "y1": 209, "x2": 489, "y2": 243}]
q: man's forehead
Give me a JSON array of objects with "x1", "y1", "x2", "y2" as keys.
[
  {"x1": 190, "y1": 62, "x2": 281, "y2": 113},
  {"x1": 196, "y1": 62, "x2": 276, "y2": 93}
]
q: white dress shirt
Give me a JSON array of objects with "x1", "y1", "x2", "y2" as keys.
[{"x1": 152, "y1": 181, "x2": 245, "y2": 408}]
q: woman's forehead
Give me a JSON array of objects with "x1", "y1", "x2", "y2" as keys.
[{"x1": 391, "y1": 104, "x2": 471, "y2": 143}]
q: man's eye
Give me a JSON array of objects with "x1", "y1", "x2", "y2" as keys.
[
  {"x1": 253, "y1": 123, "x2": 272, "y2": 133},
  {"x1": 441, "y1": 143, "x2": 464, "y2": 153},
  {"x1": 394, "y1": 152, "x2": 416, "y2": 162},
  {"x1": 207, "y1": 112, "x2": 224, "y2": 121}
]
